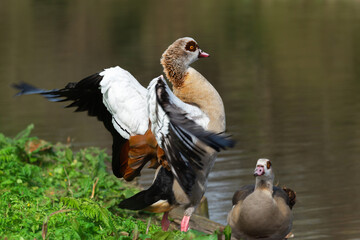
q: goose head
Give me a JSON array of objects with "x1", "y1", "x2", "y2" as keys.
[
  {"x1": 161, "y1": 37, "x2": 209, "y2": 70},
  {"x1": 254, "y1": 158, "x2": 274, "y2": 188}
]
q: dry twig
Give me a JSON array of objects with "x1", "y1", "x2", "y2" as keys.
[
  {"x1": 90, "y1": 177, "x2": 99, "y2": 199},
  {"x1": 146, "y1": 217, "x2": 151, "y2": 234},
  {"x1": 63, "y1": 167, "x2": 73, "y2": 197}
]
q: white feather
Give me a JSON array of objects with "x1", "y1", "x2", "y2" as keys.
[
  {"x1": 147, "y1": 76, "x2": 209, "y2": 148},
  {"x1": 147, "y1": 76, "x2": 169, "y2": 146},
  {"x1": 100, "y1": 66, "x2": 149, "y2": 139}
]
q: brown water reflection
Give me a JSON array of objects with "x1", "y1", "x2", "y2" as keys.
[{"x1": 1, "y1": 1, "x2": 360, "y2": 239}]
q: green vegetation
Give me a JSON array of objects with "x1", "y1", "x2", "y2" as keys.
[{"x1": 0, "y1": 125, "x2": 231, "y2": 239}]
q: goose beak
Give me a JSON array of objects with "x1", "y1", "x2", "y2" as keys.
[
  {"x1": 198, "y1": 49, "x2": 210, "y2": 58},
  {"x1": 254, "y1": 165, "x2": 265, "y2": 176}
]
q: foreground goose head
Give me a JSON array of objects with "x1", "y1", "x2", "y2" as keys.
[
  {"x1": 227, "y1": 159, "x2": 296, "y2": 240},
  {"x1": 161, "y1": 37, "x2": 209, "y2": 88}
]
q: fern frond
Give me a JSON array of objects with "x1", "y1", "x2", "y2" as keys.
[
  {"x1": 14, "y1": 124, "x2": 34, "y2": 141},
  {"x1": 0, "y1": 146, "x2": 16, "y2": 162},
  {"x1": 60, "y1": 197, "x2": 112, "y2": 227},
  {"x1": 0, "y1": 146, "x2": 16, "y2": 156}
]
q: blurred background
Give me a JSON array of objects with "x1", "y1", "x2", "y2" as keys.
[{"x1": 1, "y1": 0, "x2": 360, "y2": 239}]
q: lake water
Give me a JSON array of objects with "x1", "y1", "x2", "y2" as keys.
[{"x1": 1, "y1": 1, "x2": 360, "y2": 239}]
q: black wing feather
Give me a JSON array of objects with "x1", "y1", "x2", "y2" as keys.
[
  {"x1": 12, "y1": 73, "x2": 127, "y2": 178},
  {"x1": 118, "y1": 167, "x2": 175, "y2": 210},
  {"x1": 13, "y1": 73, "x2": 106, "y2": 120},
  {"x1": 155, "y1": 78, "x2": 235, "y2": 195}
]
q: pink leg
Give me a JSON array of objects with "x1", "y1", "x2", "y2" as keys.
[
  {"x1": 180, "y1": 215, "x2": 191, "y2": 232},
  {"x1": 161, "y1": 212, "x2": 170, "y2": 231}
]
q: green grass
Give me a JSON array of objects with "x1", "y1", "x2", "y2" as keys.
[{"x1": 0, "y1": 125, "x2": 231, "y2": 240}]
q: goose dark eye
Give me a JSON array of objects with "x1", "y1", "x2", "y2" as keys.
[{"x1": 185, "y1": 41, "x2": 197, "y2": 52}]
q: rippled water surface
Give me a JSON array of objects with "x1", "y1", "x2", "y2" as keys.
[{"x1": 1, "y1": 1, "x2": 360, "y2": 239}]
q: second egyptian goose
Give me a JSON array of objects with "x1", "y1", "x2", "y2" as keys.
[
  {"x1": 227, "y1": 159, "x2": 296, "y2": 240},
  {"x1": 13, "y1": 37, "x2": 233, "y2": 232}
]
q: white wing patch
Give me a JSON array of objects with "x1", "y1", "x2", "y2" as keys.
[
  {"x1": 100, "y1": 66, "x2": 149, "y2": 139},
  {"x1": 147, "y1": 77, "x2": 169, "y2": 145},
  {"x1": 147, "y1": 76, "x2": 209, "y2": 147}
]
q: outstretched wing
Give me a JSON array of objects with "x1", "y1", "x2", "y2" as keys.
[
  {"x1": 13, "y1": 66, "x2": 150, "y2": 179},
  {"x1": 147, "y1": 76, "x2": 235, "y2": 195},
  {"x1": 13, "y1": 73, "x2": 110, "y2": 123}
]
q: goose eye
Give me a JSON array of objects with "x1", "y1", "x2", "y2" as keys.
[
  {"x1": 266, "y1": 161, "x2": 272, "y2": 169},
  {"x1": 185, "y1": 41, "x2": 197, "y2": 52}
]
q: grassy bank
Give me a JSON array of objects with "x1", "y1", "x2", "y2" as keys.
[{"x1": 0, "y1": 125, "x2": 231, "y2": 239}]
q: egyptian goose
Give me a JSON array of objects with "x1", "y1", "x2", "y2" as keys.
[
  {"x1": 119, "y1": 37, "x2": 228, "y2": 231},
  {"x1": 13, "y1": 37, "x2": 233, "y2": 232},
  {"x1": 227, "y1": 159, "x2": 296, "y2": 240}
]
